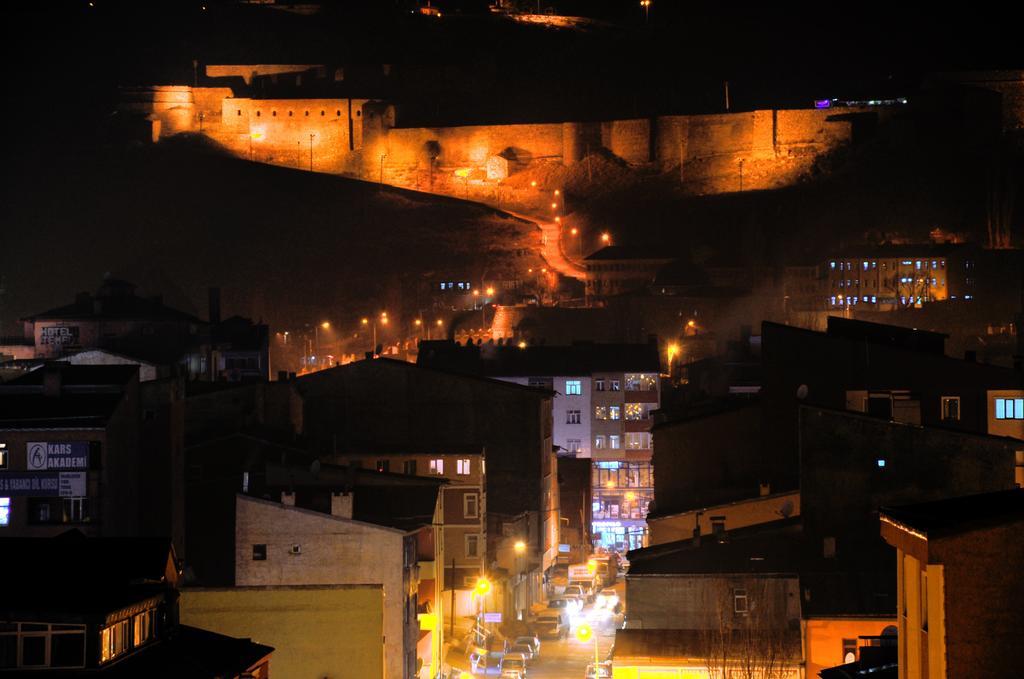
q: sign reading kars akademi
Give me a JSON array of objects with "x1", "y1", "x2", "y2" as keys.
[
  {"x1": 26, "y1": 442, "x2": 89, "y2": 470},
  {"x1": 0, "y1": 472, "x2": 86, "y2": 497}
]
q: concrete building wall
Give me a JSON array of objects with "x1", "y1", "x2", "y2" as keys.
[
  {"x1": 932, "y1": 519, "x2": 1024, "y2": 678},
  {"x1": 235, "y1": 494, "x2": 407, "y2": 679},
  {"x1": 62, "y1": 350, "x2": 159, "y2": 382},
  {"x1": 180, "y1": 585, "x2": 385, "y2": 679},
  {"x1": 626, "y1": 574, "x2": 800, "y2": 630}
]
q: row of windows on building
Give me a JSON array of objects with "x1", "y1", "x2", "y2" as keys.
[
  {"x1": 362, "y1": 457, "x2": 477, "y2": 476},
  {"x1": 563, "y1": 374, "x2": 658, "y2": 396},
  {"x1": 567, "y1": 404, "x2": 651, "y2": 423},
  {"x1": 593, "y1": 433, "x2": 652, "y2": 450},
  {"x1": 832, "y1": 277, "x2": 946, "y2": 288},
  {"x1": 830, "y1": 259, "x2": 948, "y2": 271},
  {"x1": 828, "y1": 294, "x2": 974, "y2": 307},
  {"x1": 0, "y1": 497, "x2": 89, "y2": 527},
  {"x1": 0, "y1": 609, "x2": 156, "y2": 670}
]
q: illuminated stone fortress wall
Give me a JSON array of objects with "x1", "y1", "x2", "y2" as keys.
[{"x1": 122, "y1": 64, "x2": 895, "y2": 203}]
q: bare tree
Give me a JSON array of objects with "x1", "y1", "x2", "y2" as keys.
[{"x1": 699, "y1": 578, "x2": 800, "y2": 679}]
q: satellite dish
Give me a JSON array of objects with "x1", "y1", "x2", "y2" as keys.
[
  {"x1": 310, "y1": 459, "x2": 321, "y2": 477},
  {"x1": 779, "y1": 499, "x2": 794, "y2": 518},
  {"x1": 796, "y1": 384, "x2": 809, "y2": 400}
]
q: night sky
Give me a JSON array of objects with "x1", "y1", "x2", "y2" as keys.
[{"x1": 0, "y1": 1, "x2": 1015, "y2": 333}]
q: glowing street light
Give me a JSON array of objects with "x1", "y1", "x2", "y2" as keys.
[
  {"x1": 436, "y1": 319, "x2": 444, "y2": 327},
  {"x1": 601, "y1": 232, "x2": 612, "y2": 245},
  {"x1": 575, "y1": 622, "x2": 601, "y2": 668},
  {"x1": 474, "y1": 576, "x2": 492, "y2": 597},
  {"x1": 514, "y1": 540, "x2": 527, "y2": 554},
  {"x1": 667, "y1": 342, "x2": 680, "y2": 365},
  {"x1": 321, "y1": 321, "x2": 331, "y2": 330},
  {"x1": 485, "y1": 286, "x2": 495, "y2": 296},
  {"x1": 554, "y1": 189, "x2": 561, "y2": 196},
  {"x1": 518, "y1": 340, "x2": 527, "y2": 349},
  {"x1": 414, "y1": 319, "x2": 422, "y2": 326}
]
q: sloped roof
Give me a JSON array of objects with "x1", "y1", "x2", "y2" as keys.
[
  {"x1": 880, "y1": 488, "x2": 1024, "y2": 538},
  {"x1": 25, "y1": 279, "x2": 202, "y2": 324},
  {"x1": 417, "y1": 340, "x2": 661, "y2": 377},
  {"x1": 0, "y1": 392, "x2": 124, "y2": 429},
  {"x1": 0, "y1": 531, "x2": 174, "y2": 619},
  {"x1": 626, "y1": 518, "x2": 803, "y2": 575}
]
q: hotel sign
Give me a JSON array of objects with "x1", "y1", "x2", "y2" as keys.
[
  {"x1": 0, "y1": 472, "x2": 86, "y2": 497},
  {"x1": 39, "y1": 326, "x2": 80, "y2": 346},
  {"x1": 27, "y1": 442, "x2": 90, "y2": 471}
]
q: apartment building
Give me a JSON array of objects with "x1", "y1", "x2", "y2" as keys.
[{"x1": 417, "y1": 340, "x2": 662, "y2": 553}]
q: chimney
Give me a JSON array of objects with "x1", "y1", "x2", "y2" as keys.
[
  {"x1": 42, "y1": 365, "x2": 62, "y2": 398},
  {"x1": 208, "y1": 287, "x2": 221, "y2": 324},
  {"x1": 331, "y1": 491, "x2": 353, "y2": 519},
  {"x1": 281, "y1": 491, "x2": 296, "y2": 506},
  {"x1": 759, "y1": 482, "x2": 771, "y2": 497}
]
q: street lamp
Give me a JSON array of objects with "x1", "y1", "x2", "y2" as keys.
[
  {"x1": 640, "y1": 0, "x2": 651, "y2": 23},
  {"x1": 313, "y1": 321, "x2": 331, "y2": 368},
  {"x1": 601, "y1": 232, "x2": 611, "y2": 245},
  {"x1": 514, "y1": 540, "x2": 526, "y2": 554},
  {"x1": 575, "y1": 622, "x2": 600, "y2": 670},
  {"x1": 361, "y1": 313, "x2": 388, "y2": 355}
]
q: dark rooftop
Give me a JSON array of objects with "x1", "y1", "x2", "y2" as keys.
[
  {"x1": 583, "y1": 246, "x2": 676, "y2": 262},
  {"x1": 880, "y1": 488, "x2": 1024, "y2": 538},
  {"x1": 25, "y1": 278, "x2": 203, "y2": 324},
  {"x1": 626, "y1": 518, "x2": 803, "y2": 575},
  {"x1": 416, "y1": 340, "x2": 661, "y2": 377},
  {"x1": 0, "y1": 392, "x2": 124, "y2": 430},
  {"x1": 0, "y1": 531, "x2": 175, "y2": 621},
  {"x1": 825, "y1": 316, "x2": 947, "y2": 355},
  {"x1": 6, "y1": 363, "x2": 140, "y2": 387}
]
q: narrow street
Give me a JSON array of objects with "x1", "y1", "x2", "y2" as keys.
[
  {"x1": 500, "y1": 209, "x2": 587, "y2": 282},
  {"x1": 452, "y1": 579, "x2": 624, "y2": 679}
]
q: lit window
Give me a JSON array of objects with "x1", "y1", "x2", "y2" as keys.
[
  {"x1": 565, "y1": 380, "x2": 582, "y2": 395},
  {"x1": 625, "y1": 373, "x2": 657, "y2": 391},
  {"x1": 0, "y1": 497, "x2": 9, "y2": 526},
  {"x1": 733, "y1": 588, "x2": 748, "y2": 614},
  {"x1": 995, "y1": 398, "x2": 1024, "y2": 420},
  {"x1": 610, "y1": 380, "x2": 620, "y2": 391},
  {"x1": 429, "y1": 459, "x2": 444, "y2": 475},
  {"x1": 877, "y1": 459, "x2": 886, "y2": 468},
  {"x1": 594, "y1": 436, "x2": 606, "y2": 449},
  {"x1": 594, "y1": 406, "x2": 608, "y2": 420},
  {"x1": 830, "y1": 261, "x2": 836, "y2": 269},
  {"x1": 0, "y1": 442, "x2": 6, "y2": 469},
  {"x1": 595, "y1": 379, "x2": 605, "y2": 391},
  {"x1": 625, "y1": 403, "x2": 645, "y2": 420},
  {"x1": 567, "y1": 439, "x2": 581, "y2": 453},
  {"x1": 941, "y1": 396, "x2": 961, "y2": 421},
  {"x1": 625, "y1": 433, "x2": 651, "y2": 449},
  {"x1": 457, "y1": 459, "x2": 471, "y2": 475},
  {"x1": 463, "y1": 493, "x2": 479, "y2": 518},
  {"x1": 252, "y1": 544, "x2": 267, "y2": 560},
  {"x1": 376, "y1": 459, "x2": 390, "y2": 473},
  {"x1": 609, "y1": 406, "x2": 621, "y2": 420},
  {"x1": 862, "y1": 262, "x2": 869, "y2": 270},
  {"x1": 609, "y1": 435, "x2": 621, "y2": 449}
]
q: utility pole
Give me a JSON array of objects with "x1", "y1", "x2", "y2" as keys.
[
  {"x1": 297, "y1": 141, "x2": 301, "y2": 167},
  {"x1": 450, "y1": 558, "x2": 456, "y2": 639},
  {"x1": 309, "y1": 133, "x2": 315, "y2": 171},
  {"x1": 724, "y1": 80, "x2": 730, "y2": 112},
  {"x1": 379, "y1": 153, "x2": 386, "y2": 186}
]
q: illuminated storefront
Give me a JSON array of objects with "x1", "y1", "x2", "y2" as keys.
[{"x1": 592, "y1": 461, "x2": 653, "y2": 552}]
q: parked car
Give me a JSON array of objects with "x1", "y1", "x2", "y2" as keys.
[
  {"x1": 510, "y1": 643, "x2": 534, "y2": 661},
  {"x1": 501, "y1": 653, "x2": 528, "y2": 677},
  {"x1": 596, "y1": 588, "x2": 619, "y2": 609},
  {"x1": 548, "y1": 597, "x2": 581, "y2": 613},
  {"x1": 563, "y1": 585, "x2": 586, "y2": 602},
  {"x1": 585, "y1": 661, "x2": 613, "y2": 678},
  {"x1": 534, "y1": 613, "x2": 569, "y2": 639},
  {"x1": 514, "y1": 635, "x2": 541, "y2": 656}
]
